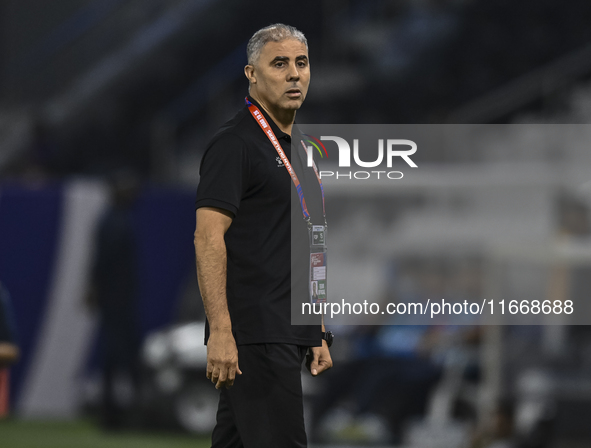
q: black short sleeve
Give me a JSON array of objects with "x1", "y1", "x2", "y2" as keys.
[{"x1": 195, "y1": 133, "x2": 249, "y2": 217}]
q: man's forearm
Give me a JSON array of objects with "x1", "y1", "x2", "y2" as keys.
[
  {"x1": 195, "y1": 232, "x2": 232, "y2": 332},
  {"x1": 195, "y1": 208, "x2": 241, "y2": 389}
]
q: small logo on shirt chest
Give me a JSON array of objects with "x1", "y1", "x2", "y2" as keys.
[{"x1": 276, "y1": 156, "x2": 284, "y2": 168}]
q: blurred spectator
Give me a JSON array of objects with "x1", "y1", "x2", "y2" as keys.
[
  {"x1": 0, "y1": 281, "x2": 19, "y2": 418},
  {"x1": 87, "y1": 172, "x2": 142, "y2": 430}
]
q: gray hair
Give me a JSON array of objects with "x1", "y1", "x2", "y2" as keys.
[{"x1": 246, "y1": 23, "x2": 307, "y2": 65}]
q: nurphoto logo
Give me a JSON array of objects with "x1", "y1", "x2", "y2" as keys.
[{"x1": 304, "y1": 136, "x2": 418, "y2": 180}]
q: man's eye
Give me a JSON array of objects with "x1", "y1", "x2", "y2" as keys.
[{"x1": 275, "y1": 62, "x2": 285, "y2": 67}]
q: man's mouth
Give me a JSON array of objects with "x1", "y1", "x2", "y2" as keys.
[{"x1": 286, "y1": 89, "x2": 302, "y2": 98}]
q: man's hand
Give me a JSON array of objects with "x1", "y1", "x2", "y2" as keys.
[
  {"x1": 306, "y1": 340, "x2": 333, "y2": 376},
  {"x1": 206, "y1": 330, "x2": 242, "y2": 389}
]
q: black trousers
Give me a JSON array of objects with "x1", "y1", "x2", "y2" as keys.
[{"x1": 211, "y1": 343, "x2": 309, "y2": 448}]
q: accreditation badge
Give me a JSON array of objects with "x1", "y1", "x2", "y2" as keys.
[{"x1": 309, "y1": 225, "x2": 327, "y2": 304}]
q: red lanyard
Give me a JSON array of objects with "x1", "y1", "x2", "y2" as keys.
[{"x1": 245, "y1": 97, "x2": 326, "y2": 221}]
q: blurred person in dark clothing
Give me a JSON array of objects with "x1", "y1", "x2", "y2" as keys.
[
  {"x1": 87, "y1": 172, "x2": 142, "y2": 429},
  {"x1": 0, "y1": 281, "x2": 19, "y2": 418}
]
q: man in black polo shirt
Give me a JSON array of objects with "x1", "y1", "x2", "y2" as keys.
[{"x1": 194, "y1": 24, "x2": 332, "y2": 447}]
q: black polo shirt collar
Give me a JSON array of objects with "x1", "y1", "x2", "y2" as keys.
[{"x1": 245, "y1": 95, "x2": 292, "y2": 142}]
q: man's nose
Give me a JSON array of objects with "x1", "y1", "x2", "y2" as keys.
[{"x1": 287, "y1": 63, "x2": 300, "y2": 81}]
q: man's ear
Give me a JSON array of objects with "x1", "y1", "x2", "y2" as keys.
[{"x1": 244, "y1": 65, "x2": 256, "y2": 84}]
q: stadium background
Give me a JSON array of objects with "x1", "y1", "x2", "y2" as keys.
[{"x1": 2, "y1": 0, "x2": 591, "y2": 447}]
